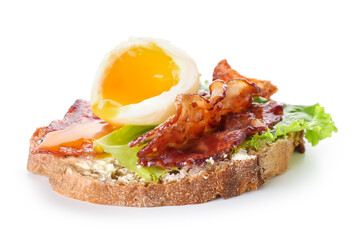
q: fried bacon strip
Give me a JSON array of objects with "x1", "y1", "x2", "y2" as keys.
[
  {"x1": 213, "y1": 59, "x2": 278, "y2": 100},
  {"x1": 130, "y1": 60, "x2": 280, "y2": 168},
  {"x1": 129, "y1": 79, "x2": 259, "y2": 152},
  {"x1": 138, "y1": 101, "x2": 284, "y2": 168},
  {"x1": 33, "y1": 100, "x2": 112, "y2": 156}
]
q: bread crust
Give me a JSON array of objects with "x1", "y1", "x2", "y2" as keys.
[{"x1": 28, "y1": 127, "x2": 304, "y2": 207}]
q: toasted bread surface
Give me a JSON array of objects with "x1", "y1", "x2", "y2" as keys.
[{"x1": 28, "y1": 126, "x2": 304, "y2": 207}]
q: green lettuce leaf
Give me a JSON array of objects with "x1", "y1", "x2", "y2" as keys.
[
  {"x1": 94, "y1": 125, "x2": 166, "y2": 183},
  {"x1": 243, "y1": 103, "x2": 338, "y2": 149}
]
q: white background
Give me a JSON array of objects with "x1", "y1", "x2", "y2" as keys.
[{"x1": 1, "y1": 0, "x2": 363, "y2": 239}]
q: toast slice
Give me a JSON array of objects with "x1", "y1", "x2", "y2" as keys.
[{"x1": 28, "y1": 126, "x2": 305, "y2": 207}]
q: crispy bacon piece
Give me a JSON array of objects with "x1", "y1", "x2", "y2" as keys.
[
  {"x1": 131, "y1": 60, "x2": 281, "y2": 168},
  {"x1": 129, "y1": 79, "x2": 259, "y2": 153},
  {"x1": 138, "y1": 101, "x2": 284, "y2": 168},
  {"x1": 213, "y1": 59, "x2": 278, "y2": 100},
  {"x1": 33, "y1": 99, "x2": 111, "y2": 156}
]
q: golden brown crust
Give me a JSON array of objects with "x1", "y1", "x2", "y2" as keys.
[{"x1": 28, "y1": 127, "x2": 304, "y2": 207}]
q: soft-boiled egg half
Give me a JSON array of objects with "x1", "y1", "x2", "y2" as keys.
[{"x1": 91, "y1": 37, "x2": 200, "y2": 126}]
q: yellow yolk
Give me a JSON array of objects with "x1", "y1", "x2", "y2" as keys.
[{"x1": 92, "y1": 43, "x2": 179, "y2": 122}]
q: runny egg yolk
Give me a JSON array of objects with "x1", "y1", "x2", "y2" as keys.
[{"x1": 92, "y1": 43, "x2": 179, "y2": 121}]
